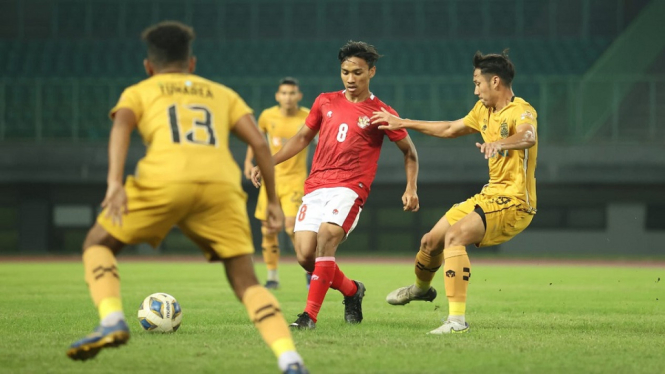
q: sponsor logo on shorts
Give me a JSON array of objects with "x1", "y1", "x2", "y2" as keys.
[{"x1": 332, "y1": 209, "x2": 339, "y2": 215}]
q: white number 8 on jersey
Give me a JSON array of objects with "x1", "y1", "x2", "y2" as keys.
[{"x1": 337, "y1": 123, "x2": 348, "y2": 142}]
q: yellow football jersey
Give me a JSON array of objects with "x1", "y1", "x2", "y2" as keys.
[
  {"x1": 110, "y1": 73, "x2": 252, "y2": 183},
  {"x1": 258, "y1": 106, "x2": 310, "y2": 181},
  {"x1": 463, "y1": 97, "x2": 538, "y2": 213}
]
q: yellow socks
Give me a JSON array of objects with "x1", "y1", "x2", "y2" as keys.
[
  {"x1": 414, "y1": 249, "x2": 443, "y2": 292},
  {"x1": 242, "y1": 285, "x2": 296, "y2": 358},
  {"x1": 83, "y1": 245, "x2": 123, "y2": 321},
  {"x1": 443, "y1": 245, "x2": 471, "y2": 322},
  {"x1": 261, "y1": 226, "x2": 280, "y2": 281}
]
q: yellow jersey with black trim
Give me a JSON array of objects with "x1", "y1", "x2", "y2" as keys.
[
  {"x1": 463, "y1": 97, "x2": 538, "y2": 213},
  {"x1": 110, "y1": 73, "x2": 252, "y2": 183},
  {"x1": 258, "y1": 106, "x2": 310, "y2": 181}
]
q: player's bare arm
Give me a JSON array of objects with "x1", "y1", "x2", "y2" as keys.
[
  {"x1": 250, "y1": 124, "x2": 317, "y2": 187},
  {"x1": 475, "y1": 123, "x2": 537, "y2": 159},
  {"x1": 233, "y1": 113, "x2": 284, "y2": 231},
  {"x1": 243, "y1": 145, "x2": 255, "y2": 180},
  {"x1": 103, "y1": 108, "x2": 136, "y2": 226},
  {"x1": 243, "y1": 122, "x2": 268, "y2": 179},
  {"x1": 394, "y1": 135, "x2": 420, "y2": 212},
  {"x1": 372, "y1": 108, "x2": 477, "y2": 138}
]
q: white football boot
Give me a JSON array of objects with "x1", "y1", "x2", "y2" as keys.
[{"x1": 428, "y1": 320, "x2": 470, "y2": 334}]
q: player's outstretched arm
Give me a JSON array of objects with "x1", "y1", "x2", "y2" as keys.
[
  {"x1": 394, "y1": 135, "x2": 420, "y2": 212},
  {"x1": 476, "y1": 123, "x2": 537, "y2": 159},
  {"x1": 372, "y1": 108, "x2": 476, "y2": 138},
  {"x1": 103, "y1": 108, "x2": 137, "y2": 226}
]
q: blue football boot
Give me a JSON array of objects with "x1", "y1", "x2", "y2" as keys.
[
  {"x1": 66, "y1": 319, "x2": 130, "y2": 361},
  {"x1": 283, "y1": 362, "x2": 310, "y2": 374}
]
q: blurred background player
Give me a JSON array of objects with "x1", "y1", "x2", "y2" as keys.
[
  {"x1": 66, "y1": 21, "x2": 308, "y2": 374},
  {"x1": 252, "y1": 41, "x2": 419, "y2": 329},
  {"x1": 373, "y1": 50, "x2": 537, "y2": 334},
  {"x1": 244, "y1": 77, "x2": 311, "y2": 290}
]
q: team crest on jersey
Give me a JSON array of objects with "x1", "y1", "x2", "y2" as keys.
[
  {"x1": 500, "y1": 121, "x2": 509, "y2": 138},
  {"x1": 357, "y1": 116, "x2": 370, "y2": 129}
]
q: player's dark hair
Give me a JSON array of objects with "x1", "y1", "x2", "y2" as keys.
[
  {"x1": 141, "y1": 21, "x2": 195, "y2": 68},
  {"x1": 338, "y1": 41, "x2": 381, "y2": 69},
  {"x1": 279, "y1": 77, "x2": 300, "y2": 87},
  {"x1": 473, "y1": 49, "x2": 515, "y2": 87}
]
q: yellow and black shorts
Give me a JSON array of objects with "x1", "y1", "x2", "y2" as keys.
[
  {"x1": 254, "y1": 176, "x2": 305, "y2": 221},
  {"x1": 98, "y1": 176, "x2": 253, "y2": 261},
  {"x1": 445, "y1": 194, "x2": 534, "y2": 247}
]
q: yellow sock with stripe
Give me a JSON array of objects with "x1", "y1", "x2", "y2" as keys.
[
  {"x1": 414, "y1": 249, "x2": 443, "y2": 293},
  {"x1": 443, "y1": 245, "x2": 471, "y2": 323},
  {"x1": 83, "y1": 245, "x2": 124, "y2": 323},
  {"x1": 261, "y1": 226, "x2": 280, "y2": 281},
  {"x1": 242, "y1": 285, "x2": 297, "y2": 358}
]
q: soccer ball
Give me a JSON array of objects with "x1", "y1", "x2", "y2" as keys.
[{"x1": 137, "y1": 293, "x2": 183, "y2": 333}]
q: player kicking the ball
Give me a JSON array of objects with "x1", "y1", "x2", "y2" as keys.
[
  {"x1": 252, "y1": 41, "x2": 419, "y2": 329},
  {"x1": 373, "y1": 50, "x2": 538, "y2": 334}
]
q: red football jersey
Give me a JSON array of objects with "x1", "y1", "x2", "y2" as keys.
[{"x1": 304, "y1": 91, "x2": 407, "y2": 203}]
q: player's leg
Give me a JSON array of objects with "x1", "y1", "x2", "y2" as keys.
[
  {"x1": 429, "y1": 208, "x2": 485, "y2": 335},
  {"x1": 255, "y1": 186, "x2": 281, "y2": 289},
  {"x1": 180, "y1": 183, "x2": 307, "y2": 373},
  {"x1": 67, "y1": 177, "x2": 190, "y2": 360},
  {"x1": 66, "y1": 224, "x2": 130, "y2": 361},
  {"x1": 294, "y1": 222, "x2": 348, "y2": 327},
  {"x1": 386, "y1": 215, "x2": 450, "y2": 305},
  {"x1": 293, "y1": 227, "x2": 315, "y2": 289},
  {"x1": 261, "y1": 221, "x2": 280, "y2": 289},
  {"x1": 223, "y1": 254, "x2": 306, "y2": 373},
  {"x1": 302, "y1": 188, "x2": 365, "y2": 326}
]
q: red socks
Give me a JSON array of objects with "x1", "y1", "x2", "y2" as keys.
[{"x1": 304, "y1": 258, "x2": 357, "y2": 322}]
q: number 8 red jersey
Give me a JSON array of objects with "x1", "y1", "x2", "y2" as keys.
[{"x1": 304, "y1": 91, "x2": 407, "y2": 204}]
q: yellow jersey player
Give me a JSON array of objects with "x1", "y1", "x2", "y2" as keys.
[
  {"x1": 373, "y1": 50, "x2": 537, "y2": 334},
  {"x1": 66, "y1": 21, "x2": 309, "y2": 374},
  {"x1": 243, "y1": 78, "x2": 310, "y2": 290}
]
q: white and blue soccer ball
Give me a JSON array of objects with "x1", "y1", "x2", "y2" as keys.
[{"x1": 137, "y1": 293, "x2": 183, "y2": 333}]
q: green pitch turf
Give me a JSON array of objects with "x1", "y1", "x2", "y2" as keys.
[{"x1": 0, "y1": 260, "x2": 663, "y2": 374}]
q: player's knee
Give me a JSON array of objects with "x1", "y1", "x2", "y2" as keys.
[
  {"x1": 296, "y1": 250, "x2": 315, "y2": 272},
  {"x1": 420, "y1": 232, "x2": 444, "y2": 255},
  {"x1": 444, "y1": 226, "x2": 466, "y2": 247},
  {"x1": 82, "y1": 224, "x2": 124, "y2": 254}
]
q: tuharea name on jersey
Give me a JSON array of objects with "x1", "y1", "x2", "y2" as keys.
[{"x1": 159, "y1": 82, "x2": 214, "y2": 98}]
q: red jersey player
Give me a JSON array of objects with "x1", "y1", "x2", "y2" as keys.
[{"x1": 251, "y1": 41, "x2": 419, "y2": 329}]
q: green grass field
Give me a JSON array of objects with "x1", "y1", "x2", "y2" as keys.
[{"x1": 0, "y1": 260, "x2": 663, "y2": 374}]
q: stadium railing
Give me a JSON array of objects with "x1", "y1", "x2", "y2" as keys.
[{"x1": 0, "y1": 75, "x2": 662, "y2": 145}]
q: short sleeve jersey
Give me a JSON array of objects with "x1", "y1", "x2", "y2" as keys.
[
  {"x1": 304, "y1": 91, "x2": 407, "y2": 203},
  {"x1": 110, "y1": 73, "x2": 252, "y2": 184},
  {"x1": 257, "y1": 106, "x2": 310, "y2": 182},
  {"x1": 463, "y1": 97, "x2": 538, "y2": 212}
]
